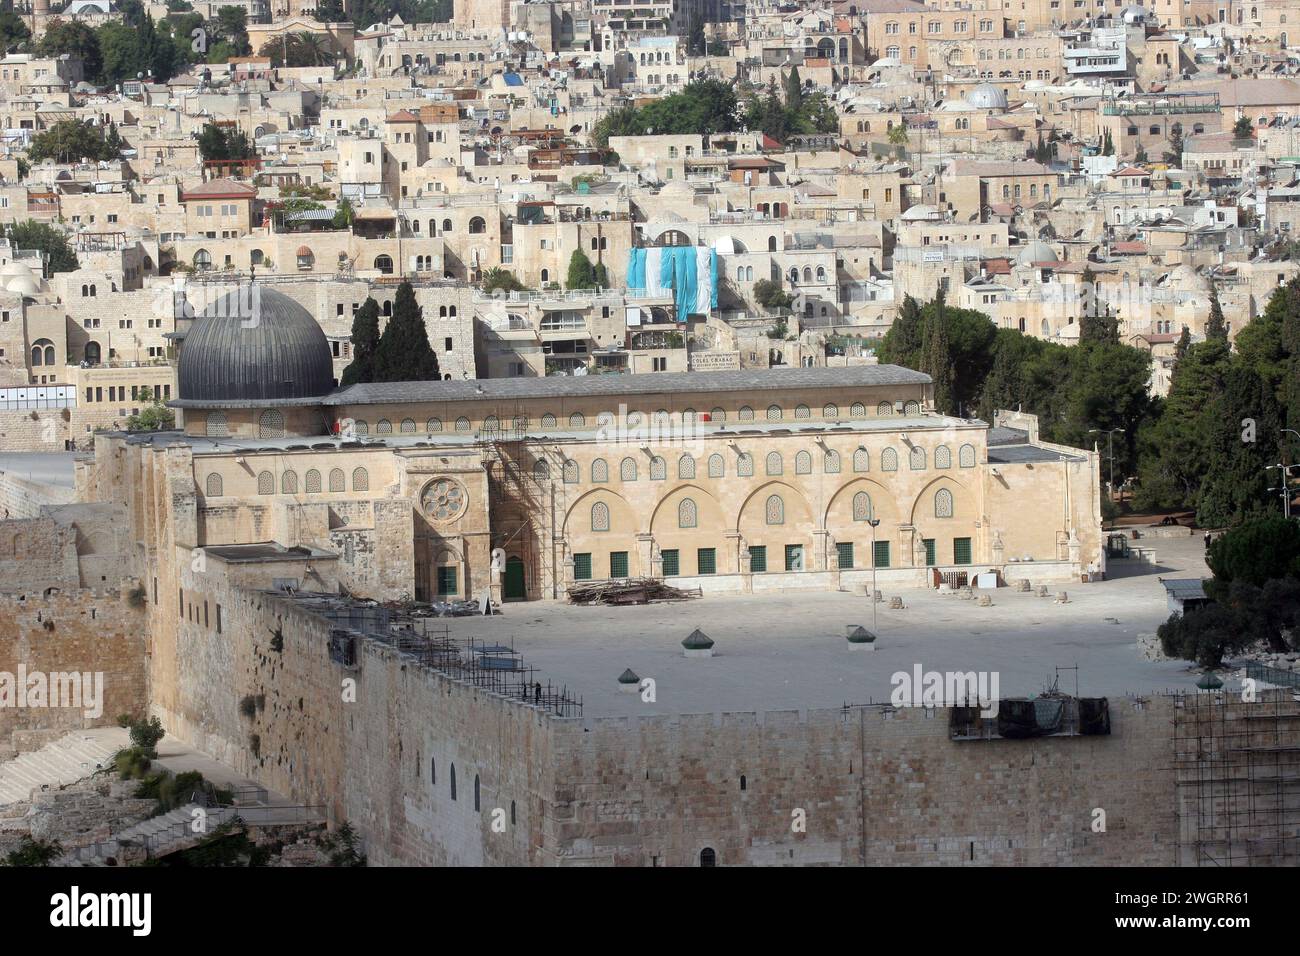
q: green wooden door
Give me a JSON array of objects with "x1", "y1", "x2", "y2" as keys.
[{"x1": 504, "y1": 555, "x2": 526, "y2": 600}]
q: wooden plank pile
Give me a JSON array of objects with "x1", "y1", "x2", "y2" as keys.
[{"x1": 566, "y1": 578, "x2": 702, "y2": 606}]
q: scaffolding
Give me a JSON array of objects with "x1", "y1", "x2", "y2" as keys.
[{"x1": 1174, "y1": 689, "x2": 1300, "y2": 867}]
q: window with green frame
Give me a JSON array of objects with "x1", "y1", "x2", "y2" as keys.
[
  {"x1": 697, "y1": 548, "x2": 716, "y2": 575},
  {"x1": 923, "y1": 538, "x2": 936, "y2": 566},
  {"x1": 749, "y1": 545, "x2": 766, "y2": 572},
  {"x1": 661, "y1": 549, "x2": 679, "y2": 576},
  {"x1": 610, "y1": 551, "x2": 629, "y2": 578},
  {"x1": 873, "y1": 540, "x2": 891, "y2": 568},
  {"x1": 573, "y1": 552, "x2": 592, "y2": 580},
  {"x1": 785, "y1": 544, "x2": 804, "y2": 571},
  {"x1": 436, "y1": 566, "x2": 458, "y2": 595},
  {"x1": 953, "y1": 537, "x2": 972, "y2": 565},
  {"x1": 837, "y1": 541, "x2": 854, "y2": 569}
]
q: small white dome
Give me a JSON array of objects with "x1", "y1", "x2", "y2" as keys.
[
  {"x1": 6, "y1": 274, "x2": 40, "y2": 295},
  {"x1": 1016, "y1": 240, "x2": 1058, "y2": 266},
  {"x1": 0, "y1": 261, "x2": 33, "y2": 277},
  {"x1": 965, "y1": 83, "x2": 1009, "y2": 111},
  {"x1": 1121, "y1": 4, "x2": 1149, "y2": 23}
]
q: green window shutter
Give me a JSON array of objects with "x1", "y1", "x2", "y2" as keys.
[
  {"x1": 785, "y1": 544, "x2": 804, "y2": 571},
  {"x1": 436, "y1": 566, "x2": 458, "y2": 595},
  {"x1": 697, "y1": 548, "x2": 716, "y2": 575},
  {"x1": 610, "y1": 551, "x2": 629, "y2": 578},
  {"x1": 573, "y1": 553, "x2": 592, "y2": 580},
  {"x1": 661, "y1": 549, "x2": 679, "y2": 576},
  {"x1": 837, "y1": 541, "x2": 854, "y2": 569},
  {"x1": 953, "y1": 537, "x2": 972, "y2": 565},
  {"x1": 749, "y1": 545, "x2": 766, "y2": 573},
  {"x1": 873, "y1": 540, "x2": 891, "y2": 568},
  {"x1": 923, "y1": 538, "x2": 936, "y2": 566}
]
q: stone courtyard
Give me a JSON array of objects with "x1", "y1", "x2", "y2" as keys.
[{"x1": 437, "y1": 533, "x2": 1213, "y2": 717}]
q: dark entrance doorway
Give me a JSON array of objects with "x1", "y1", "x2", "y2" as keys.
[{"x1": 504, "y1": 556, "x2": 526, "y2": 600}]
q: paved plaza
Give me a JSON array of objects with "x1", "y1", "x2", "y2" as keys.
[{"x1": 444, "y1": 533, "x2": 1212, "y2": 717}]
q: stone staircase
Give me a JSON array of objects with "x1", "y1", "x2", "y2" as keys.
[
  {"x1": 59, "y1": 803, "x2": 327, "y2": 866},
  {"x1": 0, "y1": 729, "x2": 129, "y2": 806}
]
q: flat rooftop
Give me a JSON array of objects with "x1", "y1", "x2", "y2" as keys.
[
  {"x1": 433, "y1": 535, "x2": 1213, "y2": 718},
  {"x1": 0, "y1": 453, "x2": 78, "y2": 488}
]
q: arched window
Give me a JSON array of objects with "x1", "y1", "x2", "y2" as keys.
[
  {"x1": 376, "y1": 419, "x2": 392, "y2": 434},
  {"x1": 853, "y1": 492, "x2": 873, "y2": 521},
  {"x1": 562, "y1": 459, "x2": 579, "y2": 483},
  {"x1": 877, "y1": 401, "x2": 893, "y2": 416},
  {"x1": 540, "y1": 413, "x2": 557, "y2": 428},
  {"x1": 205, "y1": 473, "x2": 223, "y2": 496},
  {"x1": 678, "y1": 455, "x2": 695, "y2": 479},
  {"x1": 306, "y1": 469, "x2": 322, "y2": 492},
  {"x1": 934, "y1": 488, "x2": 954, "y2": 518},
  {"x1": 795, "y1": 450, "x2": 812, "y2": 474},
  {"x1": 205, "y1": 411, "x2": 228, "y2": 437},
  {"x1": 909, "y1": 446, "x2": 926, "y2": 470},
  {"x1": 678, "y1": 498, "x2": 697, "y2": 528},
  {"x1": 682, "y1": 409, "x2": 697, "y2": 425},
  {"x1": 569, "y1": 411, "x2": 586, "y2": 428},
  {"x1": 903, "y1": 400, "x2": 921, "y2": 415},
  {"x1": 620, "y1": 457, "x2": 638, "y2": 481},
  {"x1": 281, "y1": 470, "x2": 298, "y2": 493},
  {"x1": 959, "y1": 444, "x2": 977, "y2": 468},
  {"x1": 935, "y1": 446, "x2": 952, "y2": 469},
  {"x1": 329, "y1": 468, "x2": 345, "y2": 492},
  {"x1": 353, "y1": 420, "x2": 370, "y2": 436},
  {"x1": 352, "y1": 467, "x2": 369, "y2": 492},
  {"x1": 258, "y1": 409, "x2": 284, "y2": 439},
  {"x1": 711, "y1": 407, "x2": 726, "y2": 422},
  {"x1": 650, "y1": 456, "x2": 666, "y2": 480},
  {"x1": 850, "y1": 402, "x2": 866, "y2": 417},
  {"x1": 591, "y1": 501, "x2": 610, "y2": 532},
  {"x1": 31, "y1": 338, "x2": 53, "y2": 366},
  {"x1": 425, "y1": 417, "x2": 442, "y2": 433},
  {"x1": 591, "y1": 458, "x2": 608, "y2": 482},
  {"x1": 881, "y1": 448, "x2": 898, "y2": 471},
  {"x1": 533, "y1": 460, "x2": 550, "y2": 481},
  {"x1": 700, "y1": 847, "x2": 717, "y2": 867},
  {"x1": 450, "y1": 764, "x2": 457, "y2": 800},
  {"x1": 824, "y1": 449, "x2": 841, "y2": 473},
  {"x1": 400, "y1": 418, "x2": 416, "y2": 433},
  {"x1": 766, "y1": 451, "x2": 783, "y2": 476},
  {"x1": 737, "y1": 453, "x2": 754, "y2": 477},
  {"x1": 823, "y1": 403, "x2": 839, "y2": 418},
  {"x1": 469, "y1": 216, "x2": 486, "y2": 234},
  {"x1": 193, "y1": 248, "x2": 212, "y2": 270},
  {"x1": 455, "y1": 417, "x2": 471, "y2": 432},
  {"x1": 765, "y1": 494, "x2": 784, "y2": 525},
  {"x1": 257, "y1": 471, "x2": 274, "y2": 495},
  {"x1": 708, "y1": 454, "x2": 725, "y2": 478},
  {"x1": 853, "y1": 448, "x2": 870, "y2": 472},
  {"x1": 738, "y1": 405, "x2": 754, "y2": 421},
  {"x1": 766, "y1": 404, "x2": 782, "y2": 422}
]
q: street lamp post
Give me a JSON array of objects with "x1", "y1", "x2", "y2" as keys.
[
  {"x1": 1089, "y1": 427, "x2": 1124, "y2": 500},
  {"x1": 1276, "y1": 429, "x2": 1300, "y2": 520},
  {"x1": 867, "y1": 517, "x2": 881, "y2": 631}
]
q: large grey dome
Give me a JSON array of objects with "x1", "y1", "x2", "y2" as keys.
[
  {"x1": 177, "y1": 286, "x2": 334, "y2": 404},
  {"x1": 965, "y1": 83, "x2": 1008, "y2": 111}
]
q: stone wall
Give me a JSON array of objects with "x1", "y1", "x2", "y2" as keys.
[
  {"x1": 0, "y1": 517, "x2": 80, "y2": 592},
  {"x1": 0, "y1": 588, "x2": 148, "y2": 750}
]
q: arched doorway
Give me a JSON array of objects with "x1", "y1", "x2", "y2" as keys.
[{"x1": 504, "y1": 555, "x2": 526, "y2": 601}]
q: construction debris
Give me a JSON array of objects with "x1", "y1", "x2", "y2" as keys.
[{"x1": 567, "y1": 578, "x2": 702, "y2": 606}]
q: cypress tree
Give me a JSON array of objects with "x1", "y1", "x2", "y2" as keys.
[
  {"x1": 340, "y1": 297, "x2": 380, "y2": 387},
  {"x1": 1206, "y1": 282, "x2": 1228, "y2": 342},
  {"x1": 927, "y1": 288, "x2": 955, "y2": 414},
  {"x1": 566, "y1": 248, "x2": 596, "y2": 290},
  {"x1": 374, "y1": 281, "x2": 440, "y2": 382},
  {"x1": 1174, "y1": 325, "x2": 1191, "y2": 363},
  {"x1": 784, "y1": 66, "x2": 803, "y2": 111}
]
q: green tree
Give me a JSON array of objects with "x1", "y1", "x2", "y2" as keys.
[
  {"x1": 314, "y1": 0, "x2": 347, "y2": 22},
  {"x1": 565, "y1": 248, "x2": 597, "y2": 290},
  {"x1": 1101, "y1": 129, "x2": 1114, "y2": 156},
  {"x1": 926, "y1": 289, "x2": 954, "y2": 414},
  {"x1": 687, "y1": 15, "x2": 705, "y2": 56},
  {"x1": 339, "y1": 298, "x2": 380, "y2": 387},
  {"x1": 1232, "y1": 115, "x2": 1254, "y2": 139},
  {"x1": 27, "y1": 119, "x2": 118, "y2": 164},
  {"x1": 37, "y1": 20, "x2": 102, "y2": 80},
  {"x1": 215, "y1": 5, "x2": 251, "y2": 56},
  {"x1": 480, "y1": 267, "x2": 527, "y2": 294},
  {"x1": 3, "y1": 220, "x2": 79, "y2": 274},
  {"x1": 784, "y1": 66, "x2": 803, "y2": 112},
  {"x1": 591, "y1": 80, "x2": 738, "y2": 146},
  {"x1": 887, "y1": 123, "x2": 909, "y2": 149},
  {"x1": 1078, "y1": 299, "x2": 1119, "y2": 346},
  {"x1": 197, "y1": 121, "x2": 256, "y2": 162},
  {"x1": 126, "y1": 387, "x2": 175, "y2": 431},
  {"x1": 0, "y1": 9, "x2": 31, "y2": 53},
  {"x1": 96, "y1": 21, "x2": 148, "y2": 85},
  {"x1": 1163, "y1": 124, "x2": 1183, "y2": 166},
  {"x1": 752, "y1": 278, "x2": 792, "y2": 313},
  {"x1": 1205, "y1": 515, "x2": 1300, "y2": 595},
  {"x1": 1205, "y1": 281, "x2": 1228, "y2": 343},
  {"x1": 1, "y1": 836, "x2": 62, "y2": 866},
  {"x1": 374, "y1": 281, "x2": 439, "y2": 381},
  {"x1": 1174, "y1": 325, "x2": 1190, "y2": 363},
  {"x1": 1196, "y1": 362, "x2": 1282, "y2": 528}
]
